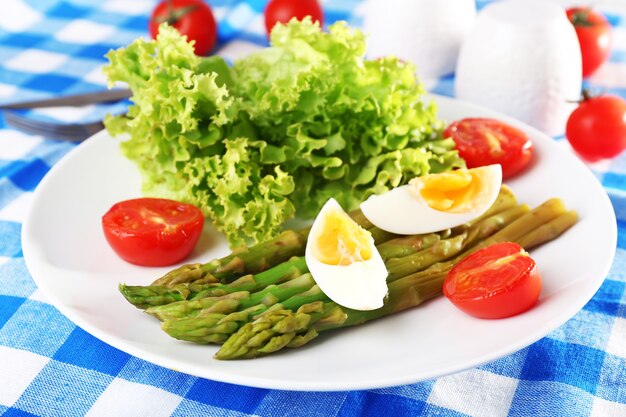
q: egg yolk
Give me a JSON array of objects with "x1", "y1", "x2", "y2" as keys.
[
  {"x1": 410, "y1": 167, "x2": 494, "y2": 213},
  {"x1": 313, "y1": 208, "x2": 373, "y2": 266}
]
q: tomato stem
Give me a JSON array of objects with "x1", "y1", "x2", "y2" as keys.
[
  {"x1": 567, "y1": 89, "x2": 597, "y2": 104},
  {"x1": 155, "y1": 0, "x2": 198, "y2": 25},
  {"x1": 569, "y1": 8, "x2": 595, "y2": 27}
]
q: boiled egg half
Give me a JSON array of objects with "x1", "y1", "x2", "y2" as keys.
[
  {"x1": 305, "y1": 198, "x2": 388, "y2": 311},
  {"x1": 360, "y1": 164, "x2": 502, "y2": 235}
]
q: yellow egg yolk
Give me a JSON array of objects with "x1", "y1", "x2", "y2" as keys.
[
  {"x1": 410, "y1": 167, "x2": 495, "y2": 213},
  {"x1": 313, "y1": 208, "x2": 373, "y2": 266}
]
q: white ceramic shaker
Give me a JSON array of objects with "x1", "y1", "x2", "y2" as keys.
[
  {"x1": 362, "y1": 0, "x2": 477, "y2": 79},
  {"x1": 455, "y1": 0, "x2": 582, "y2": 136}
]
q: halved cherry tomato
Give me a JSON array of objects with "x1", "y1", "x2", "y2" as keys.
[
  {"x1": 444, "y1": 118, "x2": 534, "y2": 179},
  {"x1": 443, "y1": 242, "x2": 541, "y2": 319},
  {"x1": 102, "y1": 198, "x2": 204, "y2": 266},
  {"x1": 566, "y1": 7, "x2": 613, "y2": 78}
]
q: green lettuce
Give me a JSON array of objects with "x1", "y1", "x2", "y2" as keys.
[{"x1": 103, "y1": 20, "x2": 464, "y2": 247}]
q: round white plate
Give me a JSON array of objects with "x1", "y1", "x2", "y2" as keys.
[{"x1": 22, "y1": 95, "x2": 616, "y2": 391}]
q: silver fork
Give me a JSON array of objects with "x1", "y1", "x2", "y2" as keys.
[{"x1": 1, "y1": 89, "x2": 132, "y2": 142}]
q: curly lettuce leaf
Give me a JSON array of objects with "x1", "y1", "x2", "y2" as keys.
[
  {"x1": 233, "y1": 19, "x2": 464, "y2": 217},
  {"x1": 103, "y1": 20, "x2": 464, "y2": 247},
  {"x1": 103, "y1": 25, "x2": 294, "y2": 247}
]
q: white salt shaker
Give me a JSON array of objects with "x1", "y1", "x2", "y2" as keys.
[
  {"x1": 455, "y1": 0, "x2": 582, "y2": 136},
  {"x1": 362, "y1": 0, "x2": 476, "y2": 79}
]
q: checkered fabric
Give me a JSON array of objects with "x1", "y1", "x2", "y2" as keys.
[{"x1": 1, "y1": 0, "x2": 626, "y2": 416}]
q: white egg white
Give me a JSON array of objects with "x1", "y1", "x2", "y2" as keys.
[
  {"x1": 359, "y1": 165, "x2": 502, "y2": 235},
  {"x1": 305, "y1": 198, "x2": 388, "y2": 311}
]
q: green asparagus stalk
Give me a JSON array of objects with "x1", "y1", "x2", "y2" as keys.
[
  {"x1": 117, "y1": 282, "x2": 216, "y2": 309},
  {"x1": 385, "y1": 233, "x2": 468, "y2": 281},
  {"x1": 149, "y1": 209, "x2": 377, "y2": 288},
  {"x1": 160, "y1": 242, "x2": 448, "y2": 342},
  {"x1": 161, "y1": 203, "x2": 534, "y2": 342},
  {"x1": 122, "y1": 189, "x2": 518, "y2": 308},
  {"x1": 149, "y1": 187, "x2": 516, "y2": 288},
  {"x1": 376, "y1": 233, "x2": 441, "y2": 259},
  {"x1": 121, "y1": 232, "x2": 440, "y2": 310},
  {"x1": 516, "y1": 210, "x2": 579, "y2": 249},
  {"x1": 386, "y1": 204, "x2": 529, "y2": 281},
  {"x1": 150, "y1": 273, "x2": 317, "y2": 321},
  {"x1": 151, "y1": 229, "x2": 310, "y2": 286},
  {"x1": 453, "y1": 184, "x2": 517, "y2": 232},
  {"x1": 127, "y1": 188, "x2": 542, "y2": 348},
  {"x1": 214, "y1": 199, "x2": 577, "y2": 359},
  {"x1": 124, "y1": 222, "x2": 461, "y2": 310},
  {"x1": 122, "y1": 230, "x2": 417, "y2": 311},
  {"x1": 121, "y1": 256, "x2": 309, "y2": 309}
]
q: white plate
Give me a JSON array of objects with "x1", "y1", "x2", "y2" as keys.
[{"x1": 22, "y1": 95, "x2": 616, "y2": 391}]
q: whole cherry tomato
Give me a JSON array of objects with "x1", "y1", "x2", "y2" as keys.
[
  {"x1": 149, "y1": 0, "x2": 217, "y2": 56},
  {"x1": 566, "y1": 92, "x2": 626, "y2": 162},
  {"x1": 566, "y1": 7, "x2": 613, "y2": 78},
  {"x1": 264, "y1": 0, "x2": 324, "y2": 36},
  {"x1": 444, "y1": 118, "x2": 534, "y2": 179},
  {"x1": 102, "y1": 198, "x2": 205, "y2": 266},
  {"x1": 444, "y1": 242, "x2": 542, "y2": 319}
]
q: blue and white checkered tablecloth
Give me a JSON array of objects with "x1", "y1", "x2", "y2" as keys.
[{"x1": 2, "y1": 0, "x2": 626, "y2": 416}]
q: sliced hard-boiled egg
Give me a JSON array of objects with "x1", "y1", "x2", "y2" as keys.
[
  {"x1": 360, "y1": 164, "x2": 502, "y2": 235},
  {"x1": 305, "y1": 198, "x2": 388, "y2": 311}
]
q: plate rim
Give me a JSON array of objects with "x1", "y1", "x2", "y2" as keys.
[{"x1": 21, "y1": 94, "x2": 618, "y2": 391}]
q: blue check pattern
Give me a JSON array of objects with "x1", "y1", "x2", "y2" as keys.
[{"x1": 1, "y1": 0, "x2": 626, "y2": 416}]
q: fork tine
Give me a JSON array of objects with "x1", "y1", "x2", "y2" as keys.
[
  {"x1": 5, "y1": 121, "x2": 90, "y2": 141},
  {"x1": 3, "y1": 114, "x2": 87, "y2": 139},
  {"x1": 4, "y1": 111, "x2": 104, "y2": 133},
  {"x1": 4, "y1": 120, "x2": 98, "y2": 142},
  {"x1": 4, "y1": 114, "x2": 77, "y2": 137},
  {"x1": 5, "y1": 115, "x2": 87, "y2": 135},
  {"x1": 3, "y1": 111, "x2": 106, "y2": 142}
]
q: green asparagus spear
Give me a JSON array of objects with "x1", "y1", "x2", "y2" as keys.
[
  {"x1": 213, "y1": 274, "x2": 445, "y2": 360},
  {"x1": 151, "y1": 229, "x2": 310, "y2": 286},
  {"x1": 150, "y1": 273, "x2": 317, "y2": 321},
  {"x1": 121, "y1": 256, "x2": 309, "y2": 309},
  {"x1": 214, "y1": 200, "x2": 577, "y2": 359},
  {"x1": 122, "y1": 192, "x2": 520, "y2": 309},
  {"x1": 150, "y1": 187, "x2": 516, "y2": 287},
  {"x1": 376, "y1": 233, "x2": 441, "y2": 259},
  {"x1": 128, "y1": 192, "x2": 573, "y2": 354},
  {"x1": 516, "y1": 210, "x2": 579, "y2": 249},
  {"x1": 149, "y1": 209, "x2": 374, "y2": 288},
  {"x1": 385, "y1": 204, "x2": 529, "y2": 281},
  {"x1": 161, "y1": 204, "x2": 535, "y2": 342},
  {"x1": 118, "y1": 282, "x2": 215, "y2": 309}
]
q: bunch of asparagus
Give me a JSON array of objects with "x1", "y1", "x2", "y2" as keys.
[{"x1": 119, "y1": 186, "x2": 578, "y2": 360}]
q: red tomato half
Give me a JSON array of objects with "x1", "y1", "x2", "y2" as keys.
[
  {"x1": 443, "y1": 242, "x2": 541, "y2": 319},
  {"x1": 264, "y1": 0, "x2": 324, "y2": 36},
  {"x1": 149, "y1": 0, "x2": 217, "y2": 56},
  {"x1": 444, "y1": 118, "x2": 534, "y2": 179},
  {"x1": 567, "y1": 7, "x2": 612, "y2": 78},
  {"x1": 102, "y1": 198, "x2": 204, "y2": 267}
]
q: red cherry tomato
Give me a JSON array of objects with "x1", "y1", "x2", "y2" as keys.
[
  {"x1": 443, "y1": 242, "x2": 542, "y2": 319},
  {"x1": 444, "y1": 118, "x2": 534, "y2": 179},
  {"x1": 102, "y1": 198, "x2": 204, "y2": 266},
  {"x1": 264, "y1": 0, "x2": 324, "y2": 36},
  {"x1": 566, "y1": 7, "x2": 613, "y2": 78},
  {"x1": 149, "y1": 0, "x2": 217, "y2": 56},
  {"x1": 566, "y1": 93, "x2": 626, "y2": 162}
]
